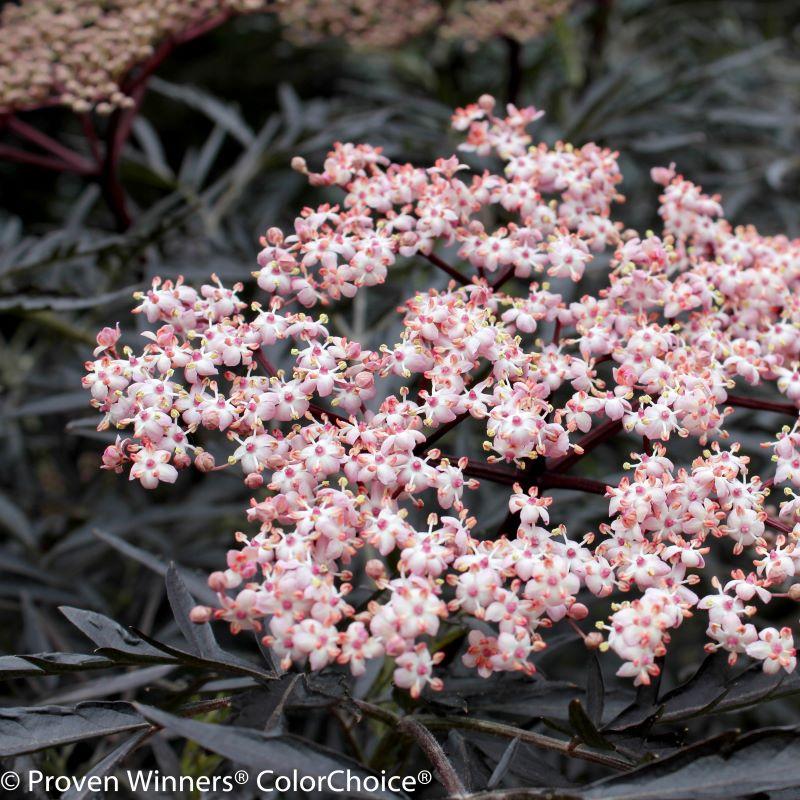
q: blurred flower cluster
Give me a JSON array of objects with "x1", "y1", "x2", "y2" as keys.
[
  {"x1": 0, "y1": 0, "x2": 266, "y2": 113},
  {"x1": 441, "y1": 0, "x2": 570, "y2": 44},
  {"x1": 83, "y1": 95, "x2": 800, "y2": 693},
  {"x1": 0, "y1": 0, "x2": 569, "y2": 113},
  {"x1": 275, "y1": 0, "x2": 569, "y2": 47}
]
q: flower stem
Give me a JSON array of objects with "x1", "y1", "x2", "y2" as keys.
[
  {"x1": 353, "y1": 700, "x2": 466, "y2": 796},
  {"x1": 6, "y1": 115, "x2": 97, "y2": 173},
  {"x1": 354, "y1": 700, "x2": 632, "y2": 772},
  {"x1": 504, "y1": 36, "x2": 523, "y2": 106},
  {"x1": 727, "y1": 394, "x2": 798, "y2": 417},
  {"x1": 424, "y1": 252, "x2": 471, "y2": 286},
  {"x1": 400, "y1": 717, "x2": 466, "y2": 797}
]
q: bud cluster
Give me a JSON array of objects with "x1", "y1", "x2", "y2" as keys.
[
  {"x1": 0, "y1": 1, "x2": 570, "y2": 113},
  {"x1": 274, "y1": 0, "x2": 569, "y2": 48},
  {"x1": 0, "y1": 0, "x2": 265, "y2": 113}
]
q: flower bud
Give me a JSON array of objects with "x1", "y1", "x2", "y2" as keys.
[
  {"x1": 245, "y1": 471, "x2": 264, "y2": 489},
  {"x1": 208, "y1": 571, "x2": 229, "y2": 592},
  {"x1": 266, "y1": 227, "x2": 284, "y2": 245},
  {"x1": 355, "y1": 371, "x2": 374, "y2": 389},
  {"x1": 584, "y1": 632, "x2": 604, "y2": 650},
  {"x1": 194, "y1": 450, "x2": 216, "y2": 472},
  {"x1": 101, "y1": 444, "x2": 125, "y2": 471},
  {"x1": 173, "y1": 450, "x2": 191, "y2": 470},
  {"x1": 202, "y1": 410, "x2": 220, "y2": 429},
  {"x1": 95, "y1": 323, "x2": 121, "y2": 352},
  {"x1": 568, "y1": 602, "x2": 589, "y2": 620},
  {"x1": 190, "y1": 605, "x2": 212, "y2": 624},
  {"x1": 291, "y1": 156, "x2": 308, "y2": 174},
  {"x1": 385, "y1": 635, "x2": 407, "y2": 657},
  {"x1": 650, "y1": 162, "x2": 676, "y2": 186},
  {"x1": 365, "y1": 559, "x2": 386, "y2": 581},
  {"x1": 788, "y1": 584, "x2": 800, "y2": 601}
]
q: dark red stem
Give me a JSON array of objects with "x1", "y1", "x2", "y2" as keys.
[
  {"x1": 547, "y1": 417, "x2": 625, "y2": 474},
  {"x1": 537, "y1": 473, "x2": 608, "y2": 494},
  {"x1": 423, "y1": 252, "x2": 471, "y2": 286},
  {"x1": 0, "y1": 144, "x2": 92, "y2": 174},
  {"x1": 491, "y1": 266, "x2": 515, "y2": 291},
  {"x1": 80, "y1": 113, "x2": 103, "y2": 165},
  {"x1": 727, "y1": 394, "x2": 798, "y2": 417},
  {"x1": 765, "y1": 516, "x2": 792, "y2": 535},
  {"x1": 6, "y1": 115, "x2": 97, "y2": 173},
  {"x1": 414, "y1": 412, "x2": 472, "y2": 456},
  {"x1": 433, "y1": 452, "x2": 517, "y2": 485}
]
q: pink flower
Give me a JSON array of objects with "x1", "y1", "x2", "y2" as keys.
[
  {"x1": 93, "y1": 323, "x2": 121, "y2": 356},
  {"x1": 129, "y1": 447, "x2": 178, "y2": 489},
  {"x1": 393, "y1": 644, "x2": 444, "y2": 698},
  {"x1": 746, "y1": 627, "x2": 797, "y2": 674}
]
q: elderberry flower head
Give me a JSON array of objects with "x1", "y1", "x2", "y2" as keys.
[{"x1": 84, "y1": 95, "x2": 800, "y2": 693}]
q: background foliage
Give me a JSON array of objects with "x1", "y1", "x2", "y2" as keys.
[{"x1": 1, "y1": 1, "x2": 800, "y2": 797}]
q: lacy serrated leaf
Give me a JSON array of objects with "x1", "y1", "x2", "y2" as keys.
[
  {"x1": 586, "y1": 653, "x2": 605, "y2": 727},
  {"x1": 165, "y1": 563, "x2": 224, "y2": 660},
  {"x1": 568, "y1": 699, "x2": 615, "y2": 750},
  {"x1": 582, "y1": 728, "x2": 800, "y2": 800},
  {"x1": 60, "y1": 606, "x2": 176, "y2": 664},
  {"x1": 133, "y1": 703, "x2": 407, "y2": 800},
  {"x1": 130, "y1": 626, "x2": 276, "y2": 682},
  {"x1": 61, "y1": 729, "x2": 151, "y2": 800},
  {"x1": 0, "y1": 701, "x2": 146, "y2": 756},
  {"x1": 23, "y1": 653, "x2": 116, "y2": 673}
]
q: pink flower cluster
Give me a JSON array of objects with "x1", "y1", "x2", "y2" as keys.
[{"x1": 85, "y1": 95, "x2": 800, "y2": 692}]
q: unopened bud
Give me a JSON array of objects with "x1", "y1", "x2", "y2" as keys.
[
  {"x1": 101, "y1": 444, "x2": 125, "y2": 471},
  {"x1": 208, "y1": 571, "x2": 229, "y2": 592},
  {"x1": 95, "y1": 323, "x2": 121, "y2": 352},
  {"x1": 173, "y1": 450, "x2": 191, "y2": 470},
  {"x1": 291, "y1": 156, "x2": 308, "y2": 174},
  {"x1": 788, "y1": 584, "x2": 800, "y2": 601},
  {"x1": 568, "y1": 602, "x2": 589, "y2": 621},
  {"x1": 245, "y1": 471, "x2": 264, "y2": 489},
  {"x1": 584, "y1": 632, "x2": 604, "y2": 650},
  {"x1": 190, "y1": 605, "x2": 212, "y2": 624},
  {"x1": 385, "y1": 635, "x2": 407, "y2": 657},
  {"x1": 365, "y1": 559, "x2": 386, "y2": 581},
  {"x1": 354, "y1": 371, "x2": 374, "y2": 389},
  {"x1": 194, "y1": 450, "x2": 216, "y2": 472}
]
